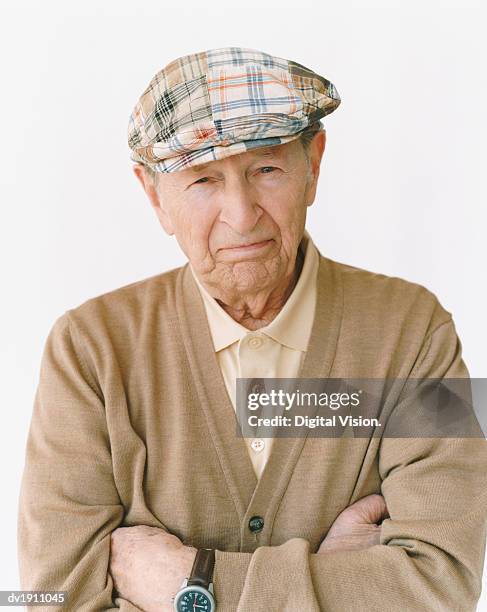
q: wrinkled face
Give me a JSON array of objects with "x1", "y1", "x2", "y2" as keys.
[{"x1": 138, "y1": 133, "x2": 325, "y2": 297}]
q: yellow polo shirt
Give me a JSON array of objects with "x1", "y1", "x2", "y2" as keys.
[{"x1": 190, "y1": 230, "x2": 319, "y2": 479}]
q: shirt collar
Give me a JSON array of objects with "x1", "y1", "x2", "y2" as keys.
[
  {"x1": 190, "y1": 229, "x2": 319, "y2": 353},
  {"x1": 191, "y1": 268, "x2": 247, "y2": 351}
]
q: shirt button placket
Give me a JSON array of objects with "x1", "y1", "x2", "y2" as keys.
[{"x1": 239, "y1": 333, "x2": 271, "y2": 549}]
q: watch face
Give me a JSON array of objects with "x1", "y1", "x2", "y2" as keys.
[{"x1": 175, "y1": 588, "x2": 214, "y2": 612}]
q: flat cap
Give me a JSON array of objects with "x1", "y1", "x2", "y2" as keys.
[{"x1": 128, "y1": 46, "x2": 340, "y2": 173}]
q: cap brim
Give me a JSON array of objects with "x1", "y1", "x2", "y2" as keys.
[{"x1": 134, "y1": 130, "x2": 305, "y2": 174}]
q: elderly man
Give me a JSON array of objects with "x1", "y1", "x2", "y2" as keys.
[{"x1": 19, "y1": 47, "x2": 486, "y2": 612}]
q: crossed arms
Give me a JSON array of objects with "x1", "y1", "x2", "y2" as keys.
[
  {"x1": 18, "y1": 314, "x2": 487, "y2": 611},
  {"x1": 109, "y1": 493, "x2": 389, "y2": 611}
]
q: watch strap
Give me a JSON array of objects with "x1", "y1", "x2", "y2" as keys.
[{"x1": 187, "y1": 548, "x2": 215, "y2": 588}]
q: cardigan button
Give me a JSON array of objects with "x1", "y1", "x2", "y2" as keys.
[{"x1": 248, "y1": 515, "x2": 265, "y2": 533}]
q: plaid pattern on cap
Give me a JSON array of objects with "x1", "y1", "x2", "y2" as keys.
[{"x1": 128, "y1": 46, "x2": 340, "y2": 173}]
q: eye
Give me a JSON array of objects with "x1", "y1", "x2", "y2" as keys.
[
  {"x1": 193, "y1": 176, "x2": 210, "y2": 185},
  {"x1": 259, "y1": 166, "x2": 277, "y2": 174}
]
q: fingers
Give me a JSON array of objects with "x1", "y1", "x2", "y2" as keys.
[
  {"x1": 346, "y1": 494, "x2": 389, "y2": 524},
  {"x1": 317, "y1": 526, "x2": 382, "y2": 554},
  {"x1": 318, "y1": 494, "x2": 389, "y2": 554},
  {"x1": 110, "y1": 525, "x2": 177, "y2": 545}
]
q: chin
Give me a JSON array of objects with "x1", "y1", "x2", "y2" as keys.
[{"x1": 220, "y1": 259, "x2": 282, "y2": 292}]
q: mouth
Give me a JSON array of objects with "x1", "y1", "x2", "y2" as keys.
[
  {"x1": 221, "y1": 239, "x2": 273, "y2": 252},
  {"x1": 217, "y1": 238, "x2": 275, "y2": 259}
]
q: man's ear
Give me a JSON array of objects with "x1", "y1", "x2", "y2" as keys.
[
  {"x1": 132, "y1": 164, "x2": 175, "y2": 235},
  {"x1": 304, "y1": 130, "x2": 326, "y2": 207}
]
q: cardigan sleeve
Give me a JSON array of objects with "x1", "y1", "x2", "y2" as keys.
[
  {"x1": 18, "y1": 313, "x2": 143, "y2": 611},
  {"x1": 212, "y1": 318, "x2": 487, "y2": 612}
]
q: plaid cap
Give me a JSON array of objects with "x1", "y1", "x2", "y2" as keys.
[{"x1": 128, "y1": 46, "x2": 340, "y2": 173}]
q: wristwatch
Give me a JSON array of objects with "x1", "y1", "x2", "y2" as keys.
[{"x1": 173, "y1": 548, "x2": 216, "y2": 611}]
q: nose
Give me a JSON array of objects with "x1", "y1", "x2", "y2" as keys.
[{"x1": 218, "y1": 176, "x2": 263, "y2": 235}]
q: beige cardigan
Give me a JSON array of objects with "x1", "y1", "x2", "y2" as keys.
[{"x1": 18, "y1": 250, "x2": 487, "y2": 611}]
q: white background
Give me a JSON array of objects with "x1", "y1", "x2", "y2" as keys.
[{"x1": 1, "y1": 0, "x2": 486, "y2": 608}]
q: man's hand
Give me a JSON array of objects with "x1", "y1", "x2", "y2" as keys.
[
  {"x1": 109, "y1": 525, "x2": 197, "y2": 612},
  {"x1": 318, "y1": 494, "x2": 389, "y2": 553}
]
